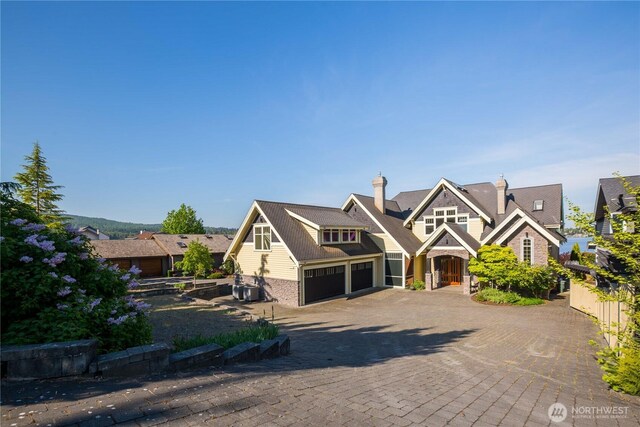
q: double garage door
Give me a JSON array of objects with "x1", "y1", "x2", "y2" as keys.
[{"x1": 303, "y1": 261, "x2": 373, "y2": 304}]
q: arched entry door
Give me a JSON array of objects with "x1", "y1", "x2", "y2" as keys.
[{"x1": 440, "y1": 256, "x2": 462, "y2": 286}]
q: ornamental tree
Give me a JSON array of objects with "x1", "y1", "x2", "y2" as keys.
[
  {"x1": 161, "y1": 203, "x2": 205, "y2": 234},
  {"x1": 468, "y1": 245, "x2": 518, "y2": 290},
  {"x1": 175, "y1": 240, "x2": 212, "y2": 286},
  {"x1": 568, "y1": 174, "x2": 640, "y2": 395},
  {"x1": 570, "y1": 243, "x2": 582, "y2": 263},
  {"x1": 14, "y1": 142, "x2": 65, "y2": 224},
  {"x1": 0, "y1": 191, "x2": 152, "y2": 353}
]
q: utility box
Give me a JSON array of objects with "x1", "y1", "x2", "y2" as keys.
[
  {"x1": 243, "y1": 285, "x2": 259, "y2": 302},
  {"x1": 232, "y1": 284, "x2": 245, "y2": 300}
]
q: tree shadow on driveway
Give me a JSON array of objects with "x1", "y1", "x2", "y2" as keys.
[{"x1": 0, "y1": 323, "x2": 476, "y2": 425}]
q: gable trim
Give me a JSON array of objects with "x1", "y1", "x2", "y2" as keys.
[
  {"x1": 480, "y1": 209, "x2": 525, "y2": 245},
  {"x1": 403, "y1": 178, "x2": 492, "y2": 226},
  {"x1": 285, "y1": 209, "x2": 320, "y2": 230},
  {"x1": 224, "y1": 202, "x2": 300, "y2": 267},
  {"x1": 416, "y1": 223, "x2": 478, "y2": 257},
  {"x1": 341, "y1": 194, "x2": 409, "y2": 257},
  {"x1": 492, "y1": 215, "x2": 561, "y2": 247}
]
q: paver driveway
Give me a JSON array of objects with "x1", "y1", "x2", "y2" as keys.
[{"x1": 2, "y1": 288, "x2": 639, "y2": 426}]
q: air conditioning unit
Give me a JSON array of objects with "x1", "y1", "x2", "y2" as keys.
[
  {"x1": 243, "y1": 285, "x2": 259, "y2": 302},
  {"x1": 232, "y1": 284, "x2": 245, "y2": 300}
]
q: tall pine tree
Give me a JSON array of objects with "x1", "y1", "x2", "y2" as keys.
[{"x1": 14, "y1": 141, "x2": 65, "y2": 224}]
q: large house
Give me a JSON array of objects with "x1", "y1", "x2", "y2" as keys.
[
  {"x1": 592, "y1": 175, "x2": 639, "y2": 287},
  {"x1": 224, "y1": 175, "x2": 565, "y2": 306},
  {"x1": 78, "y1": 226, "x2": 110, "y2": 240}
]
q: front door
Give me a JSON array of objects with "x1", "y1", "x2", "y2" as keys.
[{"x1": 441, "y1": 257, "x2": 461, "y2": 286}]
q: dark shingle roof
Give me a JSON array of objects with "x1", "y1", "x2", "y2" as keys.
[
  {"x1": 392, "y1": 189, "x2": 430, "y2": 219},
  {"x1": 443, "y1": 223, "x2": 482, "y2": 252},
  {"x1": 595, "y1": 175, "x2": 640, "y2": 220},
  {"x1": 285, "y1": 205, "x2": 366, "y2": 228},
  {"x1": 257, "y1": 201, "x2": 381, "y2": 262},
  {"x1": 153, "y1": 234, "x2": 232, "y2": 256},
  {"x1": 90, "y1": 240, "x2": 166, "y2": 259},
  {"x1": 509, "y1": 184, "x2": 563, "y2": 226},
  {"x1": 351, "y1": 194, "x2": 424, "y2": 254}
]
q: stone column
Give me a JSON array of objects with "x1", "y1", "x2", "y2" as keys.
[
  {"x1": 462, "y1": 275, "x2": 471, "y2": 295},
  {"x1": 425, "y1": 273, "x2": 433, "y2": 291}
]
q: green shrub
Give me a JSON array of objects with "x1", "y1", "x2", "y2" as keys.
[
  {"x1": 413, "y1": 280, "x2": 426, "y2": 291},
  {"x1": 174, "y1": 282, "x2": 186, "y2": 291},
  {"x1": 173, "y1": 323, "x2": 279, "y2": 352},
  {"x1": 475, "y1": 288, "x2": 544, "y2": 306},
  {"x1": 220, "y1": 259, "x2": 235, "y2": 275},
  {"x1": 207, "y1": 272, "x2": 225, "y2": 279},
  {"x1": 0, "y1": 195, "x2": 153, "y2": 353},
  {"x1": 596, "y1": 340, "x2": 640, "y2": 395}
]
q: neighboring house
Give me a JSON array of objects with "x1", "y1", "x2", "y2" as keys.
[
  {"x1": 152, "y1": 234, "x2": 233, "y2": 271},
  {"x1": 225, "y1": 175, "x2": 565, "y2": 306},
  {"x1": 78, "y1": 226, "x2": 110, "y2": 240},
  {"x1": 135, "y1": 231, "x2": 158, "y2": 240},
  {"x1": 592, "y1": 175, "x2": 640, "y2": 287},
  {"x1": 90, "y1": 234, "x2": 232, "y2": 277},
  {"x1": 90, "y1": 240, "x2": 167, "y2": 277}
]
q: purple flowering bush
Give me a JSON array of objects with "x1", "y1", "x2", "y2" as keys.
[{"x1": 1, "y1": 196, "x2": 152, "y2": 353}]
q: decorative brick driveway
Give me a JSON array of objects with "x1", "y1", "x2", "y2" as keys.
[{"x1": 2, "y1": 289, "x2": 639, "y2": 426}]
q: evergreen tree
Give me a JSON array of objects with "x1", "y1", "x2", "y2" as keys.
[
  {"x1": 570, "y1": 242, "x2": 583, "y2": 263},
  {"x1": 161, "y1": 203, "x2": 205, "y2": 234},
  {"x1": 14, "y1": 142, "x2": 64, "y2": 224}
]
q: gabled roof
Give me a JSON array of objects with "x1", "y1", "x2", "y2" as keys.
[
  {"x1": 285, "y1": 205, "x2": 366, "y2": 229},
  {"x1": 416, "y1": 223, "x2": 481, "y2": 257},
  {"x1": 594, "y1": 175, "x2": 640, "y2": 220},
  {"x1": 481, "y1": 207, "x2": 564, "y2": 246},
  {"x1": 510, "y1": 184, "x2": 563, "y2": 226},
  {"x1": 402, "y1": 178, "x2": 493, "y2": 226},
  {"x1": 152, "y1": 234, "x2": 232, "y2": 256},
  {"x1": 342, "y1": 194, "x2": 423, "y2": 255},
  {"x1": 90, "y1": 240, "x2": 166, "y2": 259},
  {"x1": 226, "y1": 200, "x2": 381, "y2": 263}
]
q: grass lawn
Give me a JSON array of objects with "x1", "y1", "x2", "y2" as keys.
[{"x1": 475, "y1": 288, "x2": 545, "y2": 306}]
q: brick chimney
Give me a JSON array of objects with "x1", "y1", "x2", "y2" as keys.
[
  {"x1": 372, "y1": 174, "x2": 387, "y2": 213},
  {"x1": 496, "y1": 175, "x2": 508, "y2": 215}
]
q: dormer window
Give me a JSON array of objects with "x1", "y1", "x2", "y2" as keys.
[
  {"x1": 254, "y1": 225, "x2": 271, "y2": 251},
  {"x1": 533, "y1": 200, "x2": 544, "y2": 211},
  {"x1": 322, "y1": 228, "x2": 359, "y2": 244}
]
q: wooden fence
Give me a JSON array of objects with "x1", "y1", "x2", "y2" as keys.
[{"x1": 570, "y1": 280, "x2": 630, "y2": 349}]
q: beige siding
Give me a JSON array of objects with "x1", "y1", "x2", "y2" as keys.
[
  {"x1": 467, "y1": 218, "x2": 484, "y2": 241},
  {"x1": 412, "y1": 220, "x2": 427, "y2": 242},
  {"x1": 369, "y1": 233, "x2": 401, "y2": 252},
  {"x1": 235, "y1": 243, "x2": 298, "y2": 281},
  {"x1": 300, "y1": 223, "x2": 319, "y2": 244}
]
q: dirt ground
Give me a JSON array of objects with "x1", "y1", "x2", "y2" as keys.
[{"x1": 141, "y1": 294, "x2": 254, "y2": 348}]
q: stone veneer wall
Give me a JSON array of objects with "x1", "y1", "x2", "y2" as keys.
[
  {"x1": 504, "y1": 224, "x2": 548, "y2": 265},
  {"x1": 238, "y1": 275, "x2": 300, "y2": 307}
]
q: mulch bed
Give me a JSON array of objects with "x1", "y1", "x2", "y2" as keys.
[{"x1": 140, "y1": 294, "x2": 254, "y2": 348}]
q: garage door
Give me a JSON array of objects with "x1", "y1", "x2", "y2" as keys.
[
  {"x1": 139, "y1": 258, "x2": 163, "y2": 277},
  {"x1": 351, "y1": 261, "x2": 373, "y2": 292},
  {"x1": 304, "y1": 265, "x2": 345, "y2": 304},
  {"x1": 111, "y1": 258, "x2": 131, "y2": 271}
]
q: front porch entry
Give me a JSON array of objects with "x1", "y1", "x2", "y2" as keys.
[{"x1": 440, "y1": 256, "x2": 462, "y2": 286}]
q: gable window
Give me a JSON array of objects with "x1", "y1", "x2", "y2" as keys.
[
  {"x1": 424, "y1": 207, "x2": 468, "y2": 235},
  {"x1": 457, "y1": 216, "x2": 468, "y2": 232},
  {"x1": 533, "y1": 200, "x2": 544, "y2": 211},
  {"x1": 254, "y1": 225, "x2": 271, "y2": 251},
  {"x1": 522, "y1": 237, "x2": 533, "y2": 265},
  {"x1": 342, "y1": 229, "x2": 357, "y2": 242},
  {"x1": 425, "y1": 218, "x2": 435, "y2": 235}
]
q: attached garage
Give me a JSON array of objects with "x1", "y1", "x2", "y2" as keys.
[
  {"x1": 304, "y1": 265, "x2": 346, "y2": 304},
  {"x1": 351, "y1": 261, "x2": 374, "y2": 292},
  {"x1": 139, "y1": 257, "x2": 164, "y2": 277}
]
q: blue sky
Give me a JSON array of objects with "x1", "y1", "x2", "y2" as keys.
[{"x1": 2, "y1": 2, "x2": 638, "y2": 227}]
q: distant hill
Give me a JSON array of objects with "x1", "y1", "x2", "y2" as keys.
[{"x1": 66, "y1": 215, "x2": 237, "y2": 240}]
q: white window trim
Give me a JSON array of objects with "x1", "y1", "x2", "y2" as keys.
[
  {"x1": 521, "y1": 236, "x2": 534, "y2": 265},
  {"x1": 321, "y1": 228, "x2": 360, "y2": 244},
  {"x1": 254, "y1": 225, "x2": 272, "y2": 252},
  {"x1": 424, "y1": 209, "x2": 469, "y2": 236}
]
